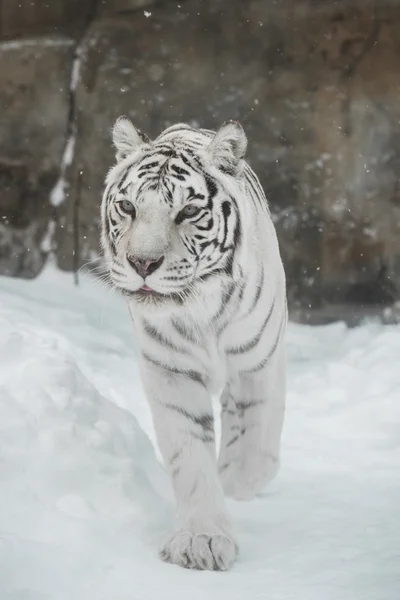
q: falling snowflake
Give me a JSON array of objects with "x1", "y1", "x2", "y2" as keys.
[{"x1": 144, "y1": 11, "x2": 152, "y2": 18}]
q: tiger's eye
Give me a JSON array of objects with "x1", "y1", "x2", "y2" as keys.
[
  {"x1": 120, "y1": 200, "x2": 136, "y2": 216},
  {"x1": 182, "y1": 204, "x2": 200, "y2": 217}
]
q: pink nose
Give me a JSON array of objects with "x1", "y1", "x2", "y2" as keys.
[{"x1": 127, "y1": 255, "x2": 164, "y2": 278}]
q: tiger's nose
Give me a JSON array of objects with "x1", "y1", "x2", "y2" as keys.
[{"x1": 127, "y1": 255, "x2": 165, "y2": 278}]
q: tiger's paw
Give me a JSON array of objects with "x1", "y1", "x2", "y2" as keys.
[{"x1": 159, "y1": 529, "x2": 237, "y2": 571}]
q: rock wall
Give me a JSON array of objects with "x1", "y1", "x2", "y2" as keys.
[
  {"x1": 0, "y1": 35, "x2": 75, "y2": 277},
  {"x1": 1, "y1": 0, "x2": 400, "y2": 315}
]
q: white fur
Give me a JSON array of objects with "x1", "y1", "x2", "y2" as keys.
[{"x1": 101, "y1": 121, "x2": 287, "y2": 571}]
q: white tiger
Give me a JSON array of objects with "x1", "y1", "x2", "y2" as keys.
[{"x1": 101, "y1": 117, "x2": 287, "y2": 571}]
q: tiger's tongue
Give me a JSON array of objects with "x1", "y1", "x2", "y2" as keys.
[{"x1": 141, "y1": 285, "x2": 153, "y2": 292}]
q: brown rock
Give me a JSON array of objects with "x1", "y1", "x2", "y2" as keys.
[
  {"x1": 0, "y1": 35, "x2": 75, "y2": 277},
  {"x1": 0, "y1": 0, "x2": 97, "y2": 40},
  {"x1": 57, "y1": 0, "x2": 400, "y2": 307},
  {"x1": 1, "y1": 0, "x2": 399, "y2": 311},
  {"x1": 98, "y1": 0, "x2": 155, "y2": 14}
]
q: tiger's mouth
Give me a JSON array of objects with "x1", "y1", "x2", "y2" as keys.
[{"x1": 121, "y1": 287, "x2": 186, "y2": 305}]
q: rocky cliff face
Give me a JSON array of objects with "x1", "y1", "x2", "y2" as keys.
[{"x1": 1, "y1": 0, "x2": 400, "y2": 316}]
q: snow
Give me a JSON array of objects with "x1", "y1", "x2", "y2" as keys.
[
  {"x1": 50, "y1": 50, "x2": 81, "y2": 209},
  {"x1": 70, "y1": 51, "x2": 82, "y2": 92},
  {"x1": 49, "y1": 134, "x2": 76, "y2": 208},
  {"x1": 40, "y1": 220, "x2": 56, "y2": 253},
  {"x1": 0, "y1": 38, "x2": 74, "y2": 52},
  {"x1": 0, "y1": 266, "x2": 399, "y2": 599}
]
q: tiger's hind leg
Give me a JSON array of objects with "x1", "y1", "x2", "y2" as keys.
[{"x1": 218, "y1": 347, "x2": 285, "y2": 501}]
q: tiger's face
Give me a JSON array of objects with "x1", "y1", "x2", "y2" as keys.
[{"x1": 101, "y1": 118, "x2": 247, "y2": 309}]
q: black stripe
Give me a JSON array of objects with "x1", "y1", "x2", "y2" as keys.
[
  {"x1": 242, "y1": 311, "x2": 285, "y2": 373},
  {"x1": 170, "y1": 173, "x2": 186, "y2": 182},
  {"x1": 244, "y1": 265, "x2": 264, "y2": 318},
  {"x1": 180, "y1": 151, "x2": 203, "y2": 173},
  {"x1": 227, "y1": 295, "x2": 276, "y2": 355},
  {"x1": 226, "y1": 434, "x2": 240, "y2": 448},
  {"x1": 164, "y1": 404, "x2": 214, "y2": 432},
  {"x1": 171, "y1": 317, "x2": 199, "y2": 344},
  {"x1": 245, "y1": 165, "x2": 268, "y2": 211},
  {"x1": 189, "y1": 480, "x2": 199, "y2": 497},
  {"x1": 199, "y1": 128, "x2": 214, "y2": 137},
  {"x1": 192, "y1": 211, "x2": 209, "y2": 225},
  {"x1": 117, "y1": 168, "x2": 130, "y2": 190},
  {"x1": 219, "y1": 462, "x2": 231, "y2": 472},
  {"x1": 163, "y1": 274, "x2": 190, "y2": 281},
  {"x1": 136, "y1": 177, "x2": 156, "y2": 197},
  {"x1": 200, "y1": 253, "x2": 227, "y2": 276},
  {"x1": 212, "y1": 282, "x2": 235, "y2": 322},
  {"x1": 104, "y1": 208, "x2": 117, "y2": 256},
  {"x1": 175, "y1": 207, "x2": 206, "y2": 226},
  {"x1": 142, "y1": 319, "x2": 187, "y2": 354},
  {"x1": 159, "y1": 124, "x2": 194, "y2": 135},
  {"x1": 185, "y1": 148, "x2": 204, "y2": 170},
  {"x1": 190, "y1": 431, "x2": 214, "y2": 443},
  {"x1": 170, "y1": 449, "x2": 182, "y2": 465},
  {"x1": 181, "y1": 234, "x2": 197, "y2": 256},
  {"x1": 221, "y1": 201, "x2": 231, "y2": 251},
  {"x1": 147, "y1": 143, "x2": 174, "y2": 153},
  {"x1": 205, "y1": 175, "x2": 218, "y2": 208},
  {"x1": 171, "y1": 164, "x2": 190, "y2": 176},
  {"x1": 236, "y1": 399, "x2": 264, "y2": 411},
  {"x1": 160, "y1": 178, "x2": 174, "y2": 206},
  {"x1": 137, "y1": 170, "x2": 157, "y2": 180},
  {"x1": 179, "y1": 138, "x2": 203, "y2": 149},
  {"x1": 232, "y1": 203, "x2": 241, "y2": 250},
  {"x1": 138, "y1": 161, "x2": 160, "y2": 171},
  {"x1": 237, "y1": 276, "x2": 246, "y2": 304},
  {"x1": 224, "y1": 408, "x2": 236, "y2": 416},
  {"x1": 215, "y1": 278, "x2": 246, "y2": 337},
  {"x1": 143, "y1": 352, "x2": 205, "y2": 386},
  {"x1": 187, "y1": 187, "x2": 205, "y2": 200}
]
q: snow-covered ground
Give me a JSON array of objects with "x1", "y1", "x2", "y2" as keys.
[{"x1": 0, "y1": 266, "x2": 399, "y2": 600}]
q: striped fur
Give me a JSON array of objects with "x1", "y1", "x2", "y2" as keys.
[{"x1": 101, "y1": 118, "x2": 287, "y2": 571}]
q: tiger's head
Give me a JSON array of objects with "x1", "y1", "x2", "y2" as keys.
[{"x1": 101, "y1": 118, "x2": 248, "y2": 312}]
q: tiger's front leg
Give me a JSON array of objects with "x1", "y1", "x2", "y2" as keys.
[{"x1": 140, "y1": 356, "x2": 237, "y2": 571}]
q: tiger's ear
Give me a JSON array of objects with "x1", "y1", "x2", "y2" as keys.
[
  {"x1": 207, "y1": 120, "x2": 247, "y2": 176},
  {"x1": 112, "y1": 116, "x2": 150, "y2": 162}
]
